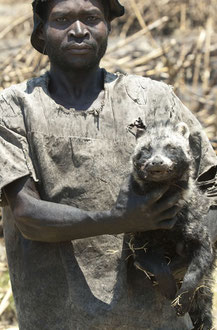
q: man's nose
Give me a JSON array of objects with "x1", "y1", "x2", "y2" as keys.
[{"x1": 68, "y1": 20, "x2": 89, "y2": 39}]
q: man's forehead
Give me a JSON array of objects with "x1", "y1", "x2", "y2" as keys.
[
  {"x1": 45, "y1": 0, "x2": 107, "y2": 19},
  {"x1": 48, "y1": 0, "x2": 105, "y2": 11},
  {"x1": 39, "y1": 0, "x2": 105, "y2": 8}
]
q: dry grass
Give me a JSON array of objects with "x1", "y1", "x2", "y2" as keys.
[{"x1": 0, "y1": 0, "x2": 217, "y2": 328}]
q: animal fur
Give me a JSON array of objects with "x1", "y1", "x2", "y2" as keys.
[{"x1": 128, "y1": 121, "x2": 215, "y2": 330}]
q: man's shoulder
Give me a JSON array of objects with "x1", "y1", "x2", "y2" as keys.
[
  {"x1": 110, "y1": 72, "x2": 172, "y2": 95},
  {"x1": 108, "y1": 72, "x2": 173, "y2": 108},
  {"x1": 0, "y1": 73, "x2": 49, "y2": 121},
  {"x1": 0, "y1": 72, "x2": 48, "y2": 101}
]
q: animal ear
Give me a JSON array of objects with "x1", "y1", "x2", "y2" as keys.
[
  {"x1": 136, "y1": 128, "x2": 145, "y2": 139},
  {"x1": 127, "y1": 117, "x2": 146, "y2": 139},
  {"x1": 127, "y1": 126, "x2": 145, "y2": 138},
  {"x1": 176, "y1": 122, "x2": 190, "y2": 139}
]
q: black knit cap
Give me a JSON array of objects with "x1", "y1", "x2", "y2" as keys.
[{"x1": 31, "y1": 0, "x2": 125, "y2": 54}]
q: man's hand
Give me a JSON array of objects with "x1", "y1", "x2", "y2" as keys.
[{"x1": 112, "y1": 176, "x2": 181, "y2": 233}]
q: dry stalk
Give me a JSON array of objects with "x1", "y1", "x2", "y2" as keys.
[
  {"x1": 203, "y1": 16, "x2": 213, "y2": 91},
  {"x1": 180, "y1": 2, "x2": 187, "y2": 32},
  {"x1": 193, "y1": 30, "x2": 206, "y2": 90},
  {"x1": 0, "y1": 14, "x2": 31, "y2": 40},
  {"x1": 125, "y1": 40, "x2": 176, "y2": 69},
  {"x1": 129, "y1": 0, "x2": 158, "y2": 48},
  {"x1": 0, "y1": 286, "x2": 12, "y2": 317},
  {"x1": 106, "y1": 16, "x2": 169, "y2": 55}
]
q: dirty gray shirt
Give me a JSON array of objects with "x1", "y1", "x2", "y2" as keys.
[{"x1": 0, "y1": 71, "x2": 217, "y2": 330}]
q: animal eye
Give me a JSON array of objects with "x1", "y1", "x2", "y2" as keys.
[
  {"x1": 133, "y1": 151, "x2": 142, "y2": 165},
  {"x1": 170, "y1": 146, "x2": 176, "y2": 151},
  {"x1": 135, "y1": 152, "x2": 142, "y2": 161},
  {"x1": 141, "y1": 146, "x2": 151, "y2": 153},
  {"x1": 166, "y1": 144, "x2": 176, "y2": 150}
]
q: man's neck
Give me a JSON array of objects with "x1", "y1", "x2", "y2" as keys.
[{"x1": 48, "y1": 65, "x2": 104, "y2": 110}]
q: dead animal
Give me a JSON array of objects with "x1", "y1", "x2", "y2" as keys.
[{"x1": 128, "y1": 120, "x2": 216, "y2": 330}]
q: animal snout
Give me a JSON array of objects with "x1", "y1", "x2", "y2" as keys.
[
  {"x1": 151, "y1": 159, "x2": 164, "y2": 166},
  {"x1": 147, "y1": 158, "x2": 167, "y2": 171},
  {"x1": 145, "y1": 156, "x2": 174, "y2": 172}
]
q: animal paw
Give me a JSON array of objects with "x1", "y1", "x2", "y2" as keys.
[{"x1": 171, "y1": 290, "x2": 194, "y2": 316}]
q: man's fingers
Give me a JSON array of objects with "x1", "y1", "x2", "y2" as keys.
[
  {"x1": 144, "y1": 185, "x2": 169, "y2": 205},
  {"x1": 127, "y1": 185, "x2": 169, "y2": 208},
  {"x1": 161, "y1": 205, "x2": 181, "y2": 221},
  {"x1": 154, "y1": 192, "x2": 182, "y2": 214},
  {"x1": 158, "y1": 216, "x2": 178, "y2": 230}
]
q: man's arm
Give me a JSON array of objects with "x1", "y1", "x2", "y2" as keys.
[{"x1": 3, "y1": 175, "x2": 181, "y2": 243}]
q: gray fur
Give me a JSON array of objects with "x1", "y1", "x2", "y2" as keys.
[{"x1": 129, "y1": 121, "x2": 216, "y2": 330}]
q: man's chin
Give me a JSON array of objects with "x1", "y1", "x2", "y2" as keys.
[
  {"x1": 69, "y1": 60, "x2": 99, "y2": 71},
  {"x1": 51, "y1": 57, "x2": 101, "y2": 72}
]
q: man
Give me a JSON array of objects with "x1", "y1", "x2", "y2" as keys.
[{"x1": 0, "y1": 0, "x2": 217, "y2": 329}]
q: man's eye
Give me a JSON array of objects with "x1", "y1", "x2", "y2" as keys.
[
  {"x1": 86, "y1": 16, "x2": 98, "y2": 22},
  {"x1": 56, "y1": 17, "x2": 67, "y2": 23}
]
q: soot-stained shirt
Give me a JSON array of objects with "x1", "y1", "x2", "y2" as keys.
[{"x1": 0, "y1": 71, "x2": 217, "y2": 330}]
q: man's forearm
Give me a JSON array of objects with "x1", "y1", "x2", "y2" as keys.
[
  {"x1": 3, "y1": 176, "x2": 127, "y2": 242},
  {"x1": 10, "y1": 193, "x2": 125, "y2": 243}
]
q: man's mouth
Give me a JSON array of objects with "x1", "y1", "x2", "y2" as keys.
[
  {"x1": 64, "y1": 44, "x2": 93, "y2": 55},
  {"x1": 67, "y1": 44, "x2": 92, "y2": 49},
  {"x1": 64, "y1": 43, "x2": 92, "y2": 49}
]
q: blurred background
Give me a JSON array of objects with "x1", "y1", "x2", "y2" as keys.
[{"x1": 0, "y1": 0, "x2": 217, "y2": 328}]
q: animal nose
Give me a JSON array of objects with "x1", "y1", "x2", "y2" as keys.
[
  {"x1": 151, "y1": 158, "x2": 164, "y2": 166},
  {"x1": 68, "y1": 20, "x2": 89, "y2": 39}
]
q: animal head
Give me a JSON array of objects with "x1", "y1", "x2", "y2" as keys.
[{"x1": 132, "y1": 122, "x2": 192, "y2": 183}]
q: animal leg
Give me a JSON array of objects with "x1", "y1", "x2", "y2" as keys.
[
  {"x1": 189, "y1": 283, "x2": 213, "y2": 330},
  {"x1": 172, "y1": 238, "x2": 214, "y2": 317}
]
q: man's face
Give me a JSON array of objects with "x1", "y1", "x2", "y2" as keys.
[{"x1": 42, "y1": 0, "x2": 110, "y2": 71}]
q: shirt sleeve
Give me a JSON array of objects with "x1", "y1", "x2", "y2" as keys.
[{"x1": 0, "y1": 88, "x2": 37, "y2": 206}]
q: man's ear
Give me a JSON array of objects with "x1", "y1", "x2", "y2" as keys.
[
  {"x1": 37, "y1": 23, "x2": 45, "y2": 41},
  {"x1": 107, "y1": 22, "x2": 111, "y2": 33}
]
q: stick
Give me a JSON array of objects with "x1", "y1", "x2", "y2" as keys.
[
  {"x1": 203, "y1": 16, "x2": 212, "y2": 91},
  {"x1": 0, "y1": 14, "x2": 31, "y2": 40},
  {"x1": 129, "y1": 0, "x2": 158, "y2": 48},
  {"x1": 0, "y1": 287, "x2": 12, "y2": 316},
  {"x1": 106, "y1": 16, "x2": 169, "y2": 55},
  {"x1": 125, "y1": 40, "x2": 176, "y2": 69}
]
